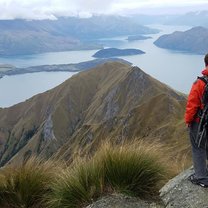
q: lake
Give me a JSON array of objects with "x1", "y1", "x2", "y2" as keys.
[
  {"x1": 0, "y1": 24, "x2": 205, "y2": 108},
  {"x1": 0, "y1": 72, "x2": 76, "y2": 108}
]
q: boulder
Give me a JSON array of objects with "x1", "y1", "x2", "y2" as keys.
[
  {"x1": 160, "y1": 167, "x2": 208, "y2": 208},
  {"x1": 86, "y1": 194, "x2": 164, "y2": 208}
]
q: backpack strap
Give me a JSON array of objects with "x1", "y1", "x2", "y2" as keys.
[
  {"x1": 196, "y1": 76, "x2": 208, "y2": 148},
  {"x1": 198, "y1": 76, "x2": 208, "y2": 84},
  {"x1": 198, "y1": 76, "x2": 208, "y2": 105}
]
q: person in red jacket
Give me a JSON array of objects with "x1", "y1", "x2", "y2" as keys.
[{"x1": 185, "y1": 53, "x2": 208, "y2": 187}]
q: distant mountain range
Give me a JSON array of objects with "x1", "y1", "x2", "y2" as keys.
[
  {"x1": 1, "y1": 12, "x2": 207, "y2": 56},
  {"x1": 164, "y1": 11, "x2": 208, "y2": 27},
  {"x1": 0, "y1": 61, "x2": 187, "y2": 167},
  {"x1": 132, "y1": 11, "x2": 208, "y2": 27},
  {"x1": 92, "y1": 48, "x2": 145, "y2": 58},
  {"x1": 0, "y1": 16, "x2": 158, "y2": 56},
  {"x1": 154, "y1": 26, "x2": 208, "y2": 54},
  {"x1": 0, "y1": 30, "x2": 100, "y2": 56}
]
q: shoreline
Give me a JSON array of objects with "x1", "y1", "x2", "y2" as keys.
[{"x1": 0, "y1": 58, "x2": 132, "y2": 79}]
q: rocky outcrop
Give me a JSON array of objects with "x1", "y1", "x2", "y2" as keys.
[
  {"x1": 86, "y1": 167, "x2": 208, "y2": 208},
  {"x1": 86, "y1": 194, "x2": 164, "y2": 208},
  {"x1": 43, "y1": 115, "x2": 56, "y2": 141},
  {"x1": 160, "y1": 167, "x2": 208, "y2": 208}
]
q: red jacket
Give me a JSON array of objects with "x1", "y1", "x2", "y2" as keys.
[{"x1": 185, "y1": 68, "x2": 208, "y2": 124}]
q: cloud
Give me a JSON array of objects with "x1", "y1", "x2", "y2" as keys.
[
  {"x1": 0, "y1": 0, "x2": 118, "y2": 19},
  {"x1": 0, "y1": 0, "x2": 207, "y2": 20}
]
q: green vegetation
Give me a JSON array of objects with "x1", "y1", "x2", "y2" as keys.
[
  {"x1": 47, "y1": 160, "x2": 104, "y2": 208},
  {"x1": 101, "y1": 142, "x2": 167, "y2": 197},
  {"x1": 47, "y1": 141, "x2": 170, "y2": 208},
  {"x1": 0, "y1": 158, "x2": 59, "y2": 208},
  {"x1": 0, "y1": 140, "x2": 176, "y2": 208}
]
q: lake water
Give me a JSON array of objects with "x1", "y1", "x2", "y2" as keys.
[
  {"x1": 100, "y1": 24, "x2": 204, "y2": 94},
  {"x1": 0, "y1": 24, "x2": 205, "y2": 108},
  {"x1": 0, "y1": 72, "x2": 77, "y2": 108}
]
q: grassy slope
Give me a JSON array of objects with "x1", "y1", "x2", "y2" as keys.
[{"x1": 0, "y1": 61, "x2": 188, "y2": 168}]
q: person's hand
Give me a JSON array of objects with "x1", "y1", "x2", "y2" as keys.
[{"x1": 186, "y1": 123, "x2": 190, "y2": 128}]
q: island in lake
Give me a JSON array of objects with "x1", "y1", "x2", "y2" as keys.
[
  {"x1": 92, "y1": 48, "x2": 145, "y2": 58},
  {"x1": 127, "y1": 35, "x2": 152, "y2": 41}
]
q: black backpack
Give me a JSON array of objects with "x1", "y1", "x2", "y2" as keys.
[{"x1": 196, "y1": 76, "x2": 208, "y2": 149}]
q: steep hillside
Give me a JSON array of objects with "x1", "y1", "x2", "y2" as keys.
[
  {"x1": 0, "y1": 16, "x2": 158, "y2": 56},
  {"x1": 154, "y1": 26, "x2": 208, "y2": 54},
  {"x1": 0, "y1": 62, "x2": 187, "y2": 166},
  {"x1": 0, "y1": 30, "x2": 100, "y2": 56}
]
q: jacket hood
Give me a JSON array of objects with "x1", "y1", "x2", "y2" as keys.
[{"x1": 202, "y1": 68, "x2": 208, "y2": 76}]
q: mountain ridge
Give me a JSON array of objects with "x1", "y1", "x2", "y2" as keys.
[{"x1": 0, "y1": 61, "x2": 188, "y2": 166}]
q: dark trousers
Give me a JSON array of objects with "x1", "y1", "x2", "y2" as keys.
[{"x1": 189, "y1": 121, "x2": 208, "y2": 185}]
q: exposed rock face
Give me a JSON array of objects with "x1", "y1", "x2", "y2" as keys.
[
  {"x1": 160, "y1": 167, "x2": 208, "y2": 208},
  {"x1": 43, "y1": 115, "x2": 56, "y2": 141},
  {"x1": 86, "y1": 194, "x2": 164, "y2": 208}
]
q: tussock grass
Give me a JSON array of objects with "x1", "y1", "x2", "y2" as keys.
[
  {"x1": 100, "y1": 142, "x2": 168, "y2": 197},
  {"x1": 0, "y1": 140, "x2": 175, "y2": 208},
  {"x1": 47, "y1": 140, "x2": 171, "y2": 208},
  {"x1": 0, "y1": 157, "x2": 60, "y2": 208},
  {"x1": 167, "y1": 149, "x2": 192, "y2": 175},
  {"x1": 47, "y1": 159, "x2": 104, "y2": 208}
]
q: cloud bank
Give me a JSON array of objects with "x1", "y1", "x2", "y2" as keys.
[{"x1": 0, "y1": 0, "x2": 207, "y2": 20}]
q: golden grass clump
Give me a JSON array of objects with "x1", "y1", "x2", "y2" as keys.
[
  {"x1": 0, "y1": 157, "x2": 60, "y2": 208},
  {"x1": 0, "y1": 140, "x2": 178, "y2": 208},
  {"x1": 47, "y1": 140, "x2": 171, "y2": 208}
]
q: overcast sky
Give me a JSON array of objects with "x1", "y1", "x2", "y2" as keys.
[{"x1": 0, "y1": 0, "x2": 207, "y2": 20}]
